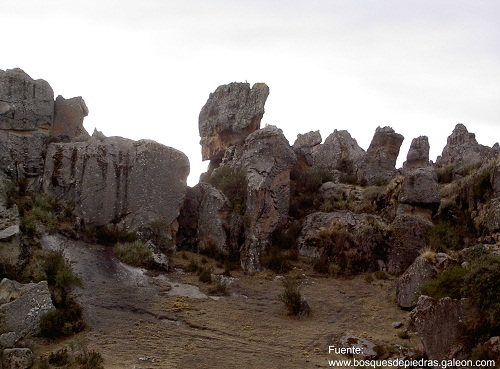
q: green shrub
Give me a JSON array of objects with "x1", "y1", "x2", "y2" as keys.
[
  {"x1": 76, "y1": 350, "x2": 105, "y2": 369},
  {"x1": 373, "y1": 270, "x2": 389, "y2": 280},
  {"x1": 113, "y1": 241, "x2": 152, "y2": 267},
  {"x1": 437, "y1": 164, "x2": 455, "y2": 184},
  {"x1": 261, "y1": 247, "x2": 293, "y2": 274},
  {"x1": 208, "y1": 276, "x2": 229, "y2": 296},
  {"x1": 184, "y1": 258, "x2": 199, "y2": 273},
  {"x1": 209, "y1": 166, "x2": 248, "y2": 214},
  {"x1": 48, "y1": 348, "x2": 70, "y2": 366},
  {"x1": 278, "y1": 277, "x2": 304, "y2": 316},
  {"x1": 420, "y1": 265, "x2": 467, "y2": 299},
  {"x1": 198, "y1": 265, "x2": 213, "y2": 283},
  {"x1": 429, "y1": 221, "x2": 462, "y2": 251}
]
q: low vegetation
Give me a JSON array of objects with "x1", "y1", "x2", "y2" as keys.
[
  {"x1": 113, "y1": 240, "x2": 153, "y2": 267},
  {"x1": 38, "y1": 338, "x2": 104, "y2": 369},
  {"x1": 278, "y1": 277, "x2": 308, "y2": 316},
  {"x1": 209, "y1": 166, "x2": 248, "y2": 214}
]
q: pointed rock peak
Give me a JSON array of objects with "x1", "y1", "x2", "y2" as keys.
[{"x1": 453, "y1": 123, "x2": 468, "y2": 133}]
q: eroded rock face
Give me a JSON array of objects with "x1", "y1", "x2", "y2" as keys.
[
  {"x1": 297, "y1": 211, "x2": 390, "y2": 271},
  {"x1": 486, "y1": 198, "x2": 500, "y2": 233},
  {"x1": 398, "y1": 167, "x2": 440, "y2": 209},
  {"x1": 177, "y1": 183, "x2": 237, "y2": 256},
  {"x1": 2, "y1": 348, "x2": 34, "y2": 369},
  {"x1": 52, "y1": 95, "x2": 89, "y2": 141},
  {"x1": 292, "y1": 130, "x2": 322, "y2": 167},
  {"x1": 357, "y1": 126, "x2": 404, "y2": 186},
  {"x1": 388, "y1": 213, "x2": 433, "y2": 274},
  {"x1": 0, "y1": 279, "x2": 55, "y2": 348},
  {"x1": 396, "y1": 257, "x2": 436, "y2": 310},
  {"x1": 435, "y1": 123, "x2": 492, "y2": 177},
  {"x1": 0, "y1": 177, "x2": 21, "y2": 271},
  {"x1": 313, "y1": 129, "x2": 365, "y2": 175},
  {"x1": 411, "y1": 295, "x2": 475, "y2": 362},
  {"x1": 237, "y1": 126, "x2": 297, "y2": 272},
  {"x1": 0, "y1": 68, "x2": 54, "y2": 187},
  {"x1": 199, "y1": 82, "x2": 269, "y2": 162},
  {"x1": 404, "y1": 136, "x2": 430, "y2": 170},
  {"x1": 43, "y1": 137, "x2": 189, "y2": 233}
]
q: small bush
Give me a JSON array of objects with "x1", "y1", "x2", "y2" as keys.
[
  {"x1": 373, "y1": 270, "x2": 389, "y2": 280},
  {"x1": 279, "y1": 277, "x2": 304, "y2": 316},
  {"x1": 420, "y1": 265, "x2": 467, "y2": 299},
  {"x1": 76, "y1": 350, "x2": 105, "y2": 369},
  {"x1": 208, "y1": 276, "x2": 230, "y2": 296},
  {"x1": 261, "y1": 247, "x2": 293, "y2": 274},
  {"x1": 113, "y1": 241, "x2": 152, "y2": 267},
  {"x1": 397, "y1": 330, "x2": 410, "y2": 339},
  {"x1": 209, "y1": 166, "x2": 248, "y2": 214},
  {"x1": 48, "y1": 348, "x2": 70, "y2": 366},
  {"x1": 429, "y1": 221, "x2": 462, "y2": 251},
  {"x1": 184, "y1": 258, "x2": 199, "y2": 273},
  {"x1": 437, "y1": 164, "x2": 455, "y2": 184},
  {"x1": 198, "y1": 265, "x2": 213, "y2": 284}
]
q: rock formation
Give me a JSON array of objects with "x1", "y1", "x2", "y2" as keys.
[
  {"x1": 292, "y1": 130, "x2": 322, "y2": 168},
  {"x1": 435, "y1": 123, "x2": 492, "y2": 177},
  {"x1": 0, "y1": 177, "x2": 21, "y2": 272},
  {"x1": 411, "y1": 295, "x2": 476, "y2": 362},
  {"x1": 43, "y1": 137, "x2": 190, "y2": 234},
  {"x1": 1, "y1": 348, "x2": 34, "y2": 369},
  {"x1": 0, "y1": 279, "x2": 55, "y2": 348},
  {"x1": 199, "y1": 82, "x2": 269, "y2": 162},
  {"x1": 396, "y1": 256, "x2": 436, "y2": 309},
  {"x1": 403, "y1": 136, "x2": 430, "y2": 170},
  {"x1": 357, "y1": 126, "x2": 404, "y2": 185},
  {"x1": 177, "y1": 183, "x2": 237, "y2": 256},
  {"x1": 52, "y1": 95, "x2": 89, "y2": 141},
  {"x1": 313, "y1": 129, "x2": 365, "y2": 176},
  {"x1": 0, "y1": 68, "x2": 54, "y2": 188},
  {"x1": 398, "y1": 167, "x2": 440, "y2": 210}
]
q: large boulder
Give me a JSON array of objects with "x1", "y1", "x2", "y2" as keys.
[
  {"x1": 396, "y1": 256, "x2": 436, "y2": 310},
  {"x1": 398, "y1": 167, "x2": 440, "y2": 210},
  {"x1": 177, "y1": 183, "x2": 237, "y2": 256},
  {"x1": 0, "y1": 279, "x2": 55, "y2": 348},
  {"x1": 292, "y1": 130, "x2": 322, "y2": 167},
  {"x1": 357, "y1": 126, "x2": 404, "y2": 186},
  {"x1": 0, "y1": 68, "x2": 54, "y2": 188},
  {"x1": 52, "y1": 95, "x2": 89, "y2": 141},
  {"x1": 411, "y1": 295, "x2": 475, "y2": 362},
  {"x1": 387, "y1": 212, "x2": 433, "y2": 274},
  {"x1": 297, "y1": 211, "x2": 390, "y2": 271},
  {"x1": 435, "y1": 123, "x2": 492, "y2": 177},
  {"x1": 403, "y1": 136, "x2": 430, "y2": 170},
  {"x1": 312, "y1": 129, "x2": 365, "y2": 175},
  {"x1": 42, "y1": 137, "x2": 189, "y2": 233},
  {"x1": 199, "y1": 82, "x2": 269, "y2": 162},
  {"x1": 236, "y1": 126, "x2": 296, "y2": 272}
]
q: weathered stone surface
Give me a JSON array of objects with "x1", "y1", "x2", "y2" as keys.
[
  {"x1": 357, "y1": 126, "x2": 404, "y2": 186},
  {"x1": 411, "y1": 295, "x2": 474, "y2": 362},
  {"x1": 177, "y1": 183, "x2": 236, "y2": 256},
  {"x1": 318, "y1": 182, "x2": 362, "y2": 203},
  {"x1": 340, "y1": 334, "x2": 378, "y2": 359},
  {"x1": 199, "y1": 82, "x2": 269, "y2": 161},
  {"x1": 236, "y1": 126, "x2": 297, "y2": 272},
  {"x1": 313, "y1": 129, "x2": 365, "y2": 175},
  {"x1": 2, "y1": 347, "x2": 34, "y2": 369},
  {"x1": 404, "y1": 136, "x2": 430, "y2": 170},
  {"x1": 0, "y1": 177, "x2": 21, "y2": 271},
  {"x1": 492, "y1": 158, "x2": 500, "y2": 198},
  {"x1": 435, "y1": 123, "x2": 492, "y2": 177},
  {"x1": 42, "y1": 137, "x2": 189, "y2": 233},
  {"x1": 0, "y1": 279, "x2": 55, "y2": 348},
  {"x1": 0, "y1": 69, "x2": 54, "y2": 187},
  {"x1": 396, "y1": 256, "x2": 436, "y2": 310},
  {"x1": 52, "y1": 95, "x2": 89, "y2": 141},
  {"x1": 292, "y1": 130, "x2": 322, "y2": 167},
  {"x1": 486, "y1": 198, "x2": 500, "y2": 233},
  {"x1": 297, "y1": 211, "x2": 390, "y2": 271},
  {"x1": 398, "y1": 167, "x2": 440, "y2": 209},
  {"x1": 388, "y1": 213, "x2": 433, "y2": 274}
]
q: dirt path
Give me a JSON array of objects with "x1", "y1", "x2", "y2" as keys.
[{"x1": 35, "y1": 237, "x2": 421, "y2": 369}]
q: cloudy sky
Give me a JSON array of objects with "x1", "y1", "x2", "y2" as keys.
[{"x1": 2, "y1": 0, "x2": 499, "y2": 185}]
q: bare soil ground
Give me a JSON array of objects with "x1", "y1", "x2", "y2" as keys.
[{"x1": 31, "y1": 238, "x2": 422, "y2": 368}]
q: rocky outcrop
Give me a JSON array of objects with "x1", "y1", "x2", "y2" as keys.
[
  {"x1": 177, "y1": 183, "x2": 237, "y2": 256},
  {"x1": 312, "y1": 130, "x2": 365, "y2": 175},
  {"x1": 292, "y1": 130, "x2": 322, "y2": 167},
  {"x1": 199, "y1": 82, "x2": 269, "y2": 162},
  {"x1": 398, "y1": 167, "x2": 440, "y2": 210},
  {"x1": 403, "y1": 136, "x2": 430, "y2": 170},
  {"x1": 357, "y1": 126, "x2": 404, "y2": 186},
  {"x1": 2, "y1": 348, "x2": 34, "y2": 369},
  {"x1": 340, "y1": 334, "x2": 378, "y2": 359},
  {"x1": 0, "y1": 68, "x2": 54, "y2": 188},
  {"x1": 411, "y1": 295, "x2": 475, "y2": 362},
  {"x1": 43, "y1": 137, "x2": 189, "y2": 234},
  {"x1": 486, "y1": 198, "x2": 500, "y2": 233},
  {"x1": 396, "y1": 256, "x2": 436, "y2": 309},
  {"x1": 0, "y1": 177, "x2": 21, "y2": 271},
  {"x1": 0, "y1": 279, "x2": 55, "y2": 348},
  {"x1": 298, "y1": 211, "x2": 390, "y2": 271},
  {"x1": 388, "y1": 212, "x2": 433, "y2": 274},
  {"x1": 52, "y1": 95, "x2": 89, "y2": 141},
  {"x1": 235, "y1": 126, "x2": 296, "y2": 272},
  {"x1": 435, "y1": 124, "x2": 492, "y2": 177}
]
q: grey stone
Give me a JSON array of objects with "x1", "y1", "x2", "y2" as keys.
[
  {"x1": 0, "y1": 279, "x2": 55, "y2": 348},
  {"x1": 404, "y1": 136, "x2": 430, "y2": 170},
  {"x1": 2, "y1": 347, "x2": 34, "y2": 369},
  {"x1": 398, "y1": 167, "x2": 440, "y2": 209},
  {"x1": 396, "y1": 256, "x2": 437, "y2": 309},
  {"x1": 52, "y1": 95, "x2": 89, "y2": 141},
  {"x1": 357, "y1": 126, "x2": 404, "y2": 185},
  {"x1": 411, "y1": 295, "x2": 475, "y2": 362},
  {"x1": 199, "y1": 82, "x2": 269, "y2": 161},
  {"x1": 292, "y1": 130, "x2": 322, "y2": 167},
  {"x1": 486, "y1": 198, "x2": 500, "y2": 233},
  {"x1": 42, "y1": 137, "x2": 189, "y2": 234},
  {"x1": 340, "y1": 334, "x2": 378, "y2": 359},
  {"x1": 492, "y1": 158, "x2": 500, "y2": 198}
]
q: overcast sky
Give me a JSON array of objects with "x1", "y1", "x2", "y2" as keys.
[{"x1": 2, "y1": 0, "x2": 499, "y2": 185}]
